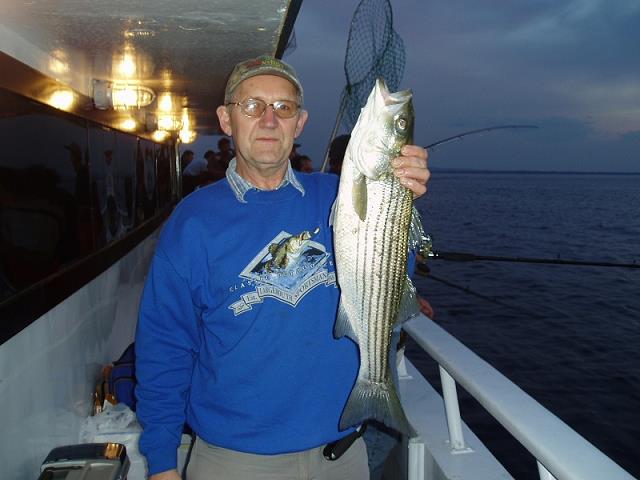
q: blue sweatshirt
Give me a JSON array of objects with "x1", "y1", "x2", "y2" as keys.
[{"x1": 135, "y1": 170, "x2": 359, "y2": 475}]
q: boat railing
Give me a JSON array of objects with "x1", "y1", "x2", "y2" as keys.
[{"x1": 403, "y1": 314, "x2": 636, "y2": 480}]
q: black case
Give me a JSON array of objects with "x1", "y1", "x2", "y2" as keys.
[{"x1": 38, "y1": 443, "x2": 130, "y2": 480}]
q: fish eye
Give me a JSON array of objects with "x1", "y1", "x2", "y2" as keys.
[{"x1": 396, "y1": 117, "x2": 407, "y2": 131}]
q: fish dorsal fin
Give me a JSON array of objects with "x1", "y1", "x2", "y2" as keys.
[
  {"x1": 334, "y1": 298, "x2": 359, "y2": 344},
  {"x1": 352, "y1": 174, "x2": 367, "y2": 221},
  {"x1": 395, "y1": 275, "x2": 420, "y2": 327}
]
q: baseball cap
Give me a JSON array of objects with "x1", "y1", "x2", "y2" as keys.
[{"x1": 224, "y1": 55, "x2": 304, "y2": 105}]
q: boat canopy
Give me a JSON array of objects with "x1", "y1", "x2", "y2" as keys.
[{"x1": 0, "y1": 0, "x2": 301, "y2": 139}]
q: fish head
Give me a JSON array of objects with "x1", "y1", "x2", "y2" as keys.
[{"x1": 347, "y1": 78, "x2": 414, "y2": 180}]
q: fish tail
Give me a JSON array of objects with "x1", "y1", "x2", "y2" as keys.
[{"x1": 339, "y1": 378, "x2": 413, "y2": 436}]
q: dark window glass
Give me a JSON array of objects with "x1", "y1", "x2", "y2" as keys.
[
  {"x1": 0, "y1": 87, "x2": 176, "y2": 308},
  {"x1": 115, "y1": 133, "x2": 137, "y2": 236},
  {"x1": 88, "y1": 125, "x2": 116, "y2": 248},
  {"x1": 0, "y1": 89, "x2": 89, "y2": 301},
  {"x1": 136, "y1": 140, "x2": 157, "y2": 224},
  {"x1": 157, "y1": 144, "x2": 172, "y2": 208}
]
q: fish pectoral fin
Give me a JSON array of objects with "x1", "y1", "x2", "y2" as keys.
[
  {"x1": 396, "y1": 275, "x2": 420, "y2": 327},
  {"x1": 329, "y1": 198, "x2": 338, "y2": 227},
  {"x1": 408, "y1": 205, "x2": 426, "y2": 251},
  {"x1": 333, "y1": 299, "x2": 359, "y2": 343},
  {"x1": 352, "y1": 174, "x2": 367, "y2": 221}
]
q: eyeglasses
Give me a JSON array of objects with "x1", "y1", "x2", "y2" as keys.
[{"x1": 226, "y1": 98, "x2": 300, "y2": 119}]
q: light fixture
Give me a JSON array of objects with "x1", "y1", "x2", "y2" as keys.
[
  {"x1": 112, "y1": 83, "x2": 155, "y2": 109},
  {"x1": 179, "y1": 130, "x2": 197, "y2": 143},
  {"x1": 92, "y1": 79, "x2": 155, "y2": 110},
  {"x1": 179, "y1": 108, "x2": 196, "y2": 143},
  {"x1": 154, "y1": 92, "x2": 181, "y2": 131},
  {"x1": 120, "y1": 118, "x2": 137, "y2": 131},
  {"x1": 157, "y1": 92, "x2": 174, "y2": 113},
  {"x1": 48, "y1": 89, "x2": 75, "y2": 111},
  {"x1": 157, "y1": 114, "x2": 182, "y2": 131},
  {"x1": 118, "y1": 53, "x2": 136, "y2": 78},
  {"x1": 152, "y1": 130, "x2": 170, "y2": 142}
]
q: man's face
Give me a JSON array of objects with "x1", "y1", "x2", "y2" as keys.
[{"x1": 217, "y1": 75, "x2": 307, "y2": 176}]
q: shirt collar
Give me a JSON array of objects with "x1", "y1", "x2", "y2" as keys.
[{"x1": 225, "y1": 157, "x2": 306, "y2": 203}]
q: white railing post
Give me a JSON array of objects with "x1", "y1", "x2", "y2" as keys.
[
  {"x1": 439, "y1": 364, "x2": 468, "y2": 452},
  {"x1": 408, "y1": 436, "x2": 425, "y2": 480}
]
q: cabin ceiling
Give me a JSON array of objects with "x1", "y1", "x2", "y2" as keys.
[{"x1": 0, "y1": 0, "x2": 300, "y2": 139}]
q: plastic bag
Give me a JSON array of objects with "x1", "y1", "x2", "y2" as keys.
[{"x1": 80, "y1": 402, "x2": 147, "y2": 479}]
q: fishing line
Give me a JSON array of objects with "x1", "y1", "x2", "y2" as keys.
[
  {"x1": 429, "y1": 250, "x2": 640, "y2": 269},
  {"x1": 424, "y1": 125, "x2": 539, "y2": 151},
  {"x1": 414, "y1": 263, "x2": 541, "y2": 317}
]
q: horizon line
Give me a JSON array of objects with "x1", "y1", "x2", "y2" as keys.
[{"x1": 430, "y1": 168, "x2": 640, "y2": 175}]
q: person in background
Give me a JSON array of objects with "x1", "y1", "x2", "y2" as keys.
[
  {"x1": 135, "y1": 55, "x2": 430, "y2": 480},
  {"x1": 217, "y1": 137, "x2": 235, "y2": 168},
  {"x1": 289, "y1": 142, "x2": 302, "y2": 161},
  {"x1": 291, "y1": 154, "x2": 313, "y2": 173},
  {"x1": 298, "y1": 154, "x2": 314, "y2": 173},
  {"x1": 180, "y1": 150, "x2": 194, "y2": 173},
  {"x1": 182, "y1": 151, "x2": 209, "y2": 196},
  {"x1": 183, "y1": 151, "x2": 208, "y2": 177},
  {"x1": 327, "y1": 134, "x2": 350, "y2": 175},
  {"x1": 204, "y1": 149, "x2": 226, "y2": 182}
]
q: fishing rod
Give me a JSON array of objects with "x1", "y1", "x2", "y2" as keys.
[
  {"x1": 427, "y1": 250, "x2": 640, "y2": 269},
  {"x1": 424, "y1": 125, "x2": 539, "y2": 150}
]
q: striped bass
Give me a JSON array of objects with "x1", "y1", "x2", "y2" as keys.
[{"x1": 331, "y1": 78, "x2": 423, "y2": 435}]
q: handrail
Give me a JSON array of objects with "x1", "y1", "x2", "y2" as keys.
[{"x1": 403, "y1": 315, "x2": 637, "y2": 480}]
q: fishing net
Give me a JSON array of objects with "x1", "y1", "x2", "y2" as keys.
[
  {"x1": 342, "y1": 0, "x2": 405, "y2": 131},
  {"x1": 322, "y1": 0, "x2": 406, "y2": 170}
]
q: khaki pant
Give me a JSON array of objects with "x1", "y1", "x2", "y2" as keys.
[{"x1": 186, "y1": 437, "x2": 369, "y2": 480}]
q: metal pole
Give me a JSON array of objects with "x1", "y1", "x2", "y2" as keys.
[
  {"x1": 320, "y1": 90, "x2": 347, "y2": 173},
  {"x1": 439, "y1": 365, "x2": 466, "y2": 451}
]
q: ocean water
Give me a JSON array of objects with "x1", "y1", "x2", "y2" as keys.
[{"x1": 407, "y1": 172, "x2": 640, "y2": 479}]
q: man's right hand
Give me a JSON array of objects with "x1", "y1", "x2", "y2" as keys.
[{"x1": 150, "y1": 469, "x2": 181, "y2": 480}]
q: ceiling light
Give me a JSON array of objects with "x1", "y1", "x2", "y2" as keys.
[
  {"x1": 179, "y1": 129, "x2": 197, "y2": 143},
  {"x1": 120, "y1": 118, "x2": 137, "y2": 131},
  {"x1": 48, "y1": 89, "x2": 75, "y2": 111},
  {"x1": 157, "y1": 114, "x2": 182, "y2": 131},
  {"x1": 158, "y1": 92, "x2": 174, "y2": 113},
  {"x1": 124, "y1": 28, "x2": 155, "y2": 38},
  {"x1": 152, "y1": 130, "x2": 170, "y2": 142},
  {"x1": 179, "y1": 108, "x2": 196, "y2": 143},
  {"x1": 118, "y1": 54, "x2": 136, "y2": 78},
  {"x1": 112, "y1": 83, "x2": 155, "y2": 109},
  {"x1": 93, "y1": 79, "x2": 155, "y2": 110}
]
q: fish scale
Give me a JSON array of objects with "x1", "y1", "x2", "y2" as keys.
[{"x1": 331, "y1": 78, "x2": 422, "y2": 435}]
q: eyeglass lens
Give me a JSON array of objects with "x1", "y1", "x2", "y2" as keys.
[{"x1": 241, "y1": 98, "x2": 298, "y2": 118}]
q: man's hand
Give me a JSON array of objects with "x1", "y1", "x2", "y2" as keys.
[
  {"x1": 392, "y1": 145, "x2": 430, "y2": 199},
  {"x1": 150, "y1": 469, "x2": 181, "y2": 480},
  {"x1": 417, "y1": 295, "x2": 435, "y2": 318}
]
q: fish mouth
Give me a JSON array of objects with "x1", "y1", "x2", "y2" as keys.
[{"x1": 376, "y1": 78, "x2": 412, "y2": 106}]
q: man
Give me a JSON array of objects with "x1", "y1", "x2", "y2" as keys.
[
  {"x1": 217, "y1": 136, "x2": 235, "y2": 168},
  {"x1": 135, "y1": 55, "x2": 430, "y2": 480},
  {"x1": 291, "y1": 154, "x2": 314, "y2": 173}
]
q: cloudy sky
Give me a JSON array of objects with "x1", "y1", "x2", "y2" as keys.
[{"x1": 285, "y1": 0, "x2": 640, "y2": 172}]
